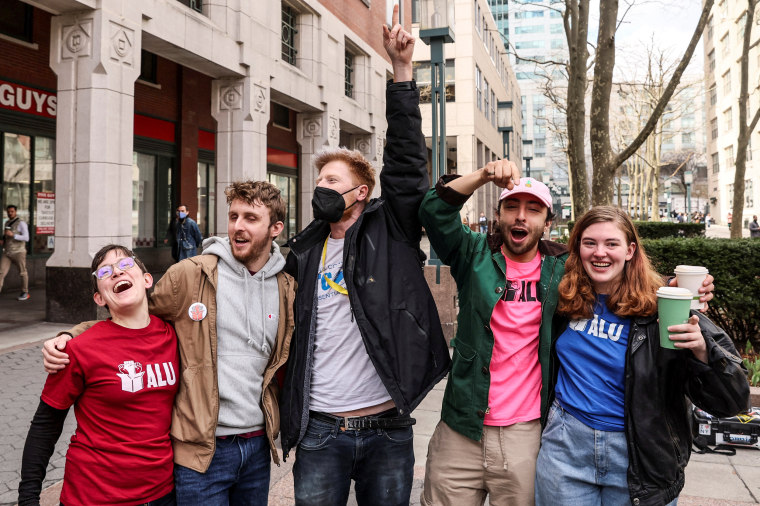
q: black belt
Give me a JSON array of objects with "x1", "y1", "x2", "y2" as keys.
[{"x1": 309, "y1": 409, "x2": 416, "y2": 430}]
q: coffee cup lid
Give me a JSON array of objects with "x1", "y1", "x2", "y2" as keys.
[
  {"x1": 656, "y1": 287, "x2": 693, "y2": 300},
  {"x1": 674, "y1": 265, "x2": 709, "y2": 274}
]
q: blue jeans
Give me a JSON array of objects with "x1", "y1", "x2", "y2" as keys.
[
  {"x1": 535, "y1": 401, "x2": 677, "y2": 506},
  {"x1": 174, "y1": 435, "x2": 270, "y2": 505},
  {"x1": 293, "y1": 414, "x2": 415, "y2": 506}
]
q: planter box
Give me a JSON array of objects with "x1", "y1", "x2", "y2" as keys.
[{"x1": 751, "y1": 386, "x2": 760, "y2": 408}]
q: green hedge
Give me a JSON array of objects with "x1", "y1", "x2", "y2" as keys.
[
  {"x1": 568, "y1": 221, "x2": 705, "y2": 238},
  {"x1": 643, "y1": 238, "x2": 760, "y2": 353}
]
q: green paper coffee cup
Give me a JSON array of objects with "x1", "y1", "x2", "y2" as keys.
[{"x1": 656, "y1": 287, "x2": 693, "y2": 349}]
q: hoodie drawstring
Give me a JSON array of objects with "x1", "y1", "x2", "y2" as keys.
[{"x1": 481, "y1": 426, "x2": 509, "y2": 470}]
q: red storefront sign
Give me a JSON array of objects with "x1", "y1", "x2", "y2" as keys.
[{"x1": 0, "y1": 80, "x2": 57, "y2": 118}]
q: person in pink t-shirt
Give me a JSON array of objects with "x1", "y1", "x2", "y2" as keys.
[{"x1": 419, "y1": 162, "x2": 566, "y2": 506}]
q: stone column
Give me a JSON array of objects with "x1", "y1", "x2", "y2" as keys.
[
  {"x1": 296, "y1": 110, "x2": 339, "y2": 223},
  {"x1": 348, "y1": 132, "x2": 382, "y2": 198},
  {"x1": 46, "y1": 7, "x2": 141, "y2": 322},
  {"x1": 211, "y1": 76, "x2": 269, "y2": 237}
]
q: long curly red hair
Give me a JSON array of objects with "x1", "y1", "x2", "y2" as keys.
[{"x1": 558, "y1": 206, "x2": 663, "y2": 320}]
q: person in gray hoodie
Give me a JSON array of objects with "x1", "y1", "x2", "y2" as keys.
[{"x1": 42, "y1": 180, "x2": 297, "y2": 505}]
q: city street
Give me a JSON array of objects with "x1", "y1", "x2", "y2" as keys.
[{"x1": 1, "y1": 282, "x2": 759, "y2": 505}]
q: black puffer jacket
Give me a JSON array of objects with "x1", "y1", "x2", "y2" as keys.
[
  {"x1": 624, "y1": 312, "x2": 749, "y2": 505},
  {"x1": 280, "y1": 81, "x2": 451, "y2": 460}
]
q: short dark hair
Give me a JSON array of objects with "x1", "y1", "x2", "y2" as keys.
[
  {"x1": 6, "y1": 205, "x2": 17, "y2": 212},
  {"x1": 90, "y1": 244, "x2": 147, "y2": 295},
  {"x1": 177, "y1": 204, "x2": 188, "y2": 210},
  {"x1": 225, "y1": 181, "x2": 286, "y2": 225}
]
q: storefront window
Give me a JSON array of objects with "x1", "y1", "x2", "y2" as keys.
[
  {"x1": 197, "y1": 160, "x2": 216, "y2": 237},
  {"x1": 267, "y1": 170, "x2": 297, "y2": 245},
  {"x1": 132, "y1": 153, "x2": 156, "y2": 247},
  {"x1": 1, "y1": 132, "x2": 55, "y2": 255},
  {"x1": 33, "y1": 137, "x2": 55, "y2": 253},
  {"x1": 132, "y1": 151, "x2": 173, "y2": 249}
]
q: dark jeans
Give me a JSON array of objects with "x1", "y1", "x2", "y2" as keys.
[
  {"x1": 293, "y1": 414, "x2": 415, "y2": 506},
  {"x1": 174, "y1": 435, "x2": 270, "y2": 505}
]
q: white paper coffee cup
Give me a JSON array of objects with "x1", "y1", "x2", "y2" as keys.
[{"x1": 674, "y1": 265, "x2": 709, "y2": 310}]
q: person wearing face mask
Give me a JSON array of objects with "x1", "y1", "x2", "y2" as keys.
[
  {"x1": 165, "y1": 204, "x2": 203, "y2": 262},
  {"x1": 279, "y1": 8, "x2": 450, "y2": 505}
]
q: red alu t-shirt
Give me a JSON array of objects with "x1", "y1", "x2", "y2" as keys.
[{"x1": 41, "y1": 315, "x2": 179, "y2": 505}]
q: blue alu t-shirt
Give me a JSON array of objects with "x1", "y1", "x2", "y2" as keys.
[{"x1": 554, "y1": 294, "x2": 631, "y2": 431}]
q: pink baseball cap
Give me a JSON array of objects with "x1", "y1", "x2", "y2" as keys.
[{"x1": 498, "y1": 177, "x2": 552, "y2": 209}]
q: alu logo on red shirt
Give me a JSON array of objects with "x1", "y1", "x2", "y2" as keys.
[{"x1": 116, "y1": 360, "x2": 176, "y2": 393}]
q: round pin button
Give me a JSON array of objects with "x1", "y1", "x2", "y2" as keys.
[{"x1": 188, "y1": 302, "x2": 207, "y2": 321}]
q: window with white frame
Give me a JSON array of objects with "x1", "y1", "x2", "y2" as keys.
[
  {"x1": 746, "y1": 179, "x2": 754, "y2": 207},
  {"x1": 476, "y1": 65, "x2": 483, "y2": 111},
  {"x1": 712, "y1": 152, "x2": 720, "y2": 173},
  {"x1": 725, "y1": 145, "x2": 734, "y2": 167},
  {"x1": 724, "y1": 107, "x2": 733, "y2": 131},
  {"x1": 281, "y1": 4, "x2": 298, "y2": 66},
  {"x1": 484, "y1": 79, "x2": 490, "y2": 121},
  {"x1": 711, "y1": 117, "x2": 719, "y2": 139},
  {"x1": 491, "y1": 89, "x2": 497, "y2": 127},
  {"x1": 720, "y1": 32, "x2": 729, "y2": 57},
  {"x1": 345, "y1": 47, "x2": 355, "y2": 98},
  {"x1": 723, "y1": 70, "x2": 731, "y2": 96}
]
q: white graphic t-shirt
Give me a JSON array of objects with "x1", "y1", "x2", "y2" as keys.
[{"x1": 309, "y1": 236, "x2": 392, "y2": 412}]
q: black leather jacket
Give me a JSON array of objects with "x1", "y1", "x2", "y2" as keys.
[
  {"x1": 624, "y1": 312, "x2": 749, "y2": 505},
  {"x1": 280, "y1": 81, "x2": 451, "y2": 460}
]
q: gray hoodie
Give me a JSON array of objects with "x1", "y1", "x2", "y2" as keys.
[{"x1": 202, "y1": 236, "x2": 285, "y2": 436}]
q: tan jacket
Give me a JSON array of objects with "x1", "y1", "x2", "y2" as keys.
[{"x1": 69, "y1": 254, "x2": 296, "y2": 471}]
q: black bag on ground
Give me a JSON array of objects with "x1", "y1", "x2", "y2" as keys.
[{"x1": 692, "y1": 406, "x2": 760, "y2": 451}]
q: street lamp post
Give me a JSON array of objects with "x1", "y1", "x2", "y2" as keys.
[
  {"x1": 522, "y1": 139, "x2": 533, "y2": 178},
  {"x1": 419, "y1": 0, "x2": 454, "y2": 184},
  {"x1": 664, "y1": 179, "x2": 672, "y2": 221},
  {"x1": 684, "y1": 169, "x2": 693, "y2": 221},
  {"x1": 497, "y1": 101, "x2": 513, "y2": 160},
  {"x1": 420, "y1": 0, "x2": 454, "y2": 268}
]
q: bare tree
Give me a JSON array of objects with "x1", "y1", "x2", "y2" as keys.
[
  {"x1": 587, "y1": 0, "x2": 715, "y2": 206},
  {"x1": 731, "y1": 0, "x2": 760, "y2": 238},
  {"x1": 509, "y1": 0, "x2": 713, "y2": 215},
  {"x1": 562, "y1": 0, "x2": 593, "y2": 218}
]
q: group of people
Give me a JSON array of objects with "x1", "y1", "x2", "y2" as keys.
[{"x1": 19, "y1": 10, "x2": 750, "y2": 506}]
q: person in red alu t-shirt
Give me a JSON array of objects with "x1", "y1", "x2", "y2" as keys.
[{"x1": 18, "y1": 245, "x2": 179, "y2": 506}]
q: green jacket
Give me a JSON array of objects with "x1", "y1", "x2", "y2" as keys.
[{"x1": 419, "y1": 178, "x2": 568, "y2": 441}]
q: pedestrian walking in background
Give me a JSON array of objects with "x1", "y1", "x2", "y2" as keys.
[
  {"x1": 165, "y1": 204, "x2": 203, "y2": 261},
  {"x1": 728, "y1": 212, "x2": 733, "y2": 229},
  {"x1": 478, "y1": 211, "x2": 488, "y2": 233},
  {"x1": 750, "y1": 215, "x2": 760, "y2": 238},
  {"x1": 534, "y1": 206, "x2": 749, "y2": 506},
  {"x1": 0, "y1": 205, "x2": 30, "y2": 300}
]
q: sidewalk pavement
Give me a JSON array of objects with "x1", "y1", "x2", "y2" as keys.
[{"x1": 1, "y1": 294, "x2": 759, "y2": 505}]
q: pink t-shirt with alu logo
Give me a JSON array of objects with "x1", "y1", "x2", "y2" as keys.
[{"x1": 484, "y1": 250, "x2": 543, "y2": 426}]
